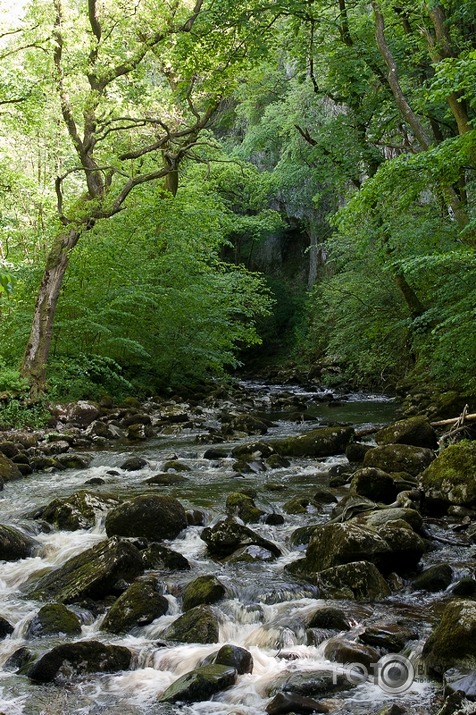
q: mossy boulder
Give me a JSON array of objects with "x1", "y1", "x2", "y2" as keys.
[
  {"x1": 412, "y1": 564, "x2": 453, "y2": 593},
  {"x1": 29, "y1": 537, "x2": 144, "y2": 603},
  {"x1": 308, "y1": 606, "x2": 351, "y2": 631},
  {"x1": 0, "y1": 524, "x2": 37, "y2": 561},
  {"x1": 300, "y1": 519, "x2": 425, "y2": 576},
  {"x1": 0, "y1": 453, "x2": 22, "y2": 482},
  {"x1": 105, "y1": 495, "x2": 187, "y2": 540},
  {"x1": 419, "y1": 441, "x2": 476, "y2": 507},
  {"x1": 324, "y1": 637, "x2": 380, "y2": 671},
  {"x1": 38, "y1": 491, "x2": 118, "y2": 531},
  {"x1": 101, "y1": 576, "x2": 168, "y2": 633},
  {"x1": 27, "y1": 640, "x2": 131, "y2": 682},
  {"x1": 163, "y1": 605, "x2": 220, "y2": 644},
  {"x1": 26, "y1": 604, "x2": 82, "y2": 638},
  {"x1": 209, "y1": 644, "x2": 253, "y2": 674},
  {"x1": 353, "y1": 507, "x2": 423, "y2": 533},
  {"x1": 268, "y1": 426, "x2": 355, "y2": 458},
  {"x1": 423, "y1": 599, "x2": 476, "y2": 674},
  {"x1": 159, "y1": 664, "x2": 236, "y2": 703},
  {"x1": 201, "y1": 519, "x2": 281, "y2": 559},
  {"x1": 141, "y1": 543, "x2": 190, "y2": 571},
  {"x1": 266, "y1": 692, "x2": 329, "y2": 715},
  {"x1": 144, "y1": 472, "x2": 189, "y2": 486},
  {"x1": 350, "y1": 467, "x2": 397, "y2": 504},
  {"x1": 314, "y1": 561, "x2": 391, "y2": 601},
  {"x1": 376, "y1": 416, "x2": 438, "y2": 449},
  {"x1": 225, "y1": 492, "x2": 264, "y2": 523},
  {"x1": 182, "y1": 575, "x2": 226, "y2": 611},
  {"x1": 345, "y1": 442, "x2": 374, "y2": 463},
  {"x1": 283, "y1": 496, "x2": 321, "y2": 515},
  {"x1": 364, "y1": 444, "x2": 435, "y2": 476}
]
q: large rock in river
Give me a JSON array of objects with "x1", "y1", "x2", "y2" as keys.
[
  {"x1": 38, "y1": 490, "x2": 118, "y2": 531},
  {"x1": 419, "y1": 441, "x2": 476, "y2": 507},
  {"x1": 315, "y1": 561, "x2": 391, "y2": 601},
  {"x1": 159, "y1": 664, "x2": 236, "y2": 703},
  {"x1": 26, "y1": 603, "x2": 82, "y2": 638},
  {"x1": 268, "y1": 426, "x2": 354, "y2": 458},
  {"x1": 0, "y1": 453, "x2": 23, "y2": 482},
  {"x1": 163, "y1": 604, "x2": 220, "y2": 644},
  {"x1": 423, "y1": 599, "x2": 476, "y2": 674},
  {"x1": 201, "y1": 519, "x2": 281, "y2": 559},
  {"x1": 364, "y1": 444, "x2": 435, "y2": 476},
  {"x1": 0, "y1": 524, "x2": 37, "y2": 561},
  {"x1": 105, "y1": 494, "x2": 187, "y2": 540},
  {"x1": 27, "y1": 640, "x2": 131, "y2": 682},
  {"x1": 375, "y1": 416, "x2": 438, "y2": 449},
  {"x1": 101, "y1": 575, "x2": 168, "y2": 634},
  {"x1": 182, "y1": 575, "x2": 226, "y2": 611},
  {"x1": 29, "y1": 537, "x2": 144, "y2": 603}
]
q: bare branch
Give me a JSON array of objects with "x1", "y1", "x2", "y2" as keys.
[{"x1": 110, "y1": 168, "x2": 170, "y2": 214}]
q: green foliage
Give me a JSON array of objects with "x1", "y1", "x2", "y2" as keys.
[
  {"x1": 0, "y1": 398, "x2": 51, "y2": 429},
  {"x1": 47, "y1": 355, "x2": 134, "y2": 402}
]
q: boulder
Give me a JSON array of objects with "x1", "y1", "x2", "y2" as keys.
[
  {"x1": 182, "y1": 575, "x2": 226, "y2": 611},
  {"x1": 0, "y1": 453, "x2": 23, "y2": 482},
  {"x1": 359, "y1": 623, "x2": 418, "y2": 652},
  {"x1": 364, "y1": 444, "x2": 435, "y2": 477},
  {"x1": 350, "y1": 467, "x2": 397, "y2": 504},
  {"x1": 314, "y1": 561, "x2": 391, "y2": 601},
  {"x1": 301, "y1": 519, "x2": 424, "y2": 576},
  {"x1": 324, "y1": 637, "x2": 380, "y2": 671},
  {"x1": 283, "y1": 496, "x2": 321, "y2": 515},
  {"x1": 419, "y1": 441, "x2": 476, "y2": 507},
  {"x1": 27, "y1": 640, "x2": 131, "y2": 682},
  {"x1": 26, "y1": 604, "x2": 82, "y2": 638},
  {"x1": 266, "y1": 692, "x2": 329, "y2": 715},
  {"x1": 0, "y1": 616, "x2": 14, "y2": 638},
  {"x1": 226, "y1": 492, "x2": 265, "y2": 523},
  {"x1": 354, "y1": 507, "x2": 423, "y2": 533},
  {"x1": 141, "y1": 543, "x2": 190, "y2": 571},
  {"x1": 345, "y1": 442, "x2": 374, "y2": 463},
  {"x1": 101, "y1": 576, "x2": 168, "y2": 633},
  {"x1": 201, "y1": 519, "x2": 281, "y2": 559},
  {"x1": 423, "y1": 599, "x2": 476, "y2": 674},
  {"x1": 105, "y1": 495, "x2": 187, "y2": 540},
  {"x1": 144, "y1": 473, "x2": 189, "y2": 486},
  {"x1": 0, "y1": 524, "x2": 37, "y2": 561},
  {"x1": 209, "y1": 644, "x2": 253, "y2": 674},
  {"x1": 159, "y1": 664, "x2": 236, "y2": 703},
  {"x1": 375, "y1": 417, "x2": 438, "y2": 449},
  {"x1": 412, "y1": 564, "x2": 453, "y2": 593},
  {"x1": 444, "y1": 669, "x2": 476, "y2": 700},
  {"x1": 269, "y1": 426, "x2": 354, "y2": 458},
  {"x1": 38, "y1": 491, "x2": 118, "y2": 531},
  {"x1": 267, "y1": 668, "x2": 362, "y2": 698},
  {"x1": 85, "y1": 420, "x2": 122, "y2": 440},
  {"x1": 119, "y1": 456, "x2": 148, "y2": 471},
  {"x1": 163, "y1": 605, "x2": 220, "y2": 644},
  {"x1": 308, "y1": 606, "x2": 351, "y2": 631},
  {"x1": 63, "y1": 401, "x2": 100, "y2": 427},
  {"x1": 54, "y1": 453, "x2": 92, "y2": 469},
  {"x1": 29, "y1": 537, "x2": 144, "y2": 603}
]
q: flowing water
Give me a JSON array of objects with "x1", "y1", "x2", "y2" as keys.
[{"x1": 0, "y1": 383, "x2": 461, "y2": 714}]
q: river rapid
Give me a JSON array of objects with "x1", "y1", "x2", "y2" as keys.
[{"x1": 0, "y1": 381, "x2": 467, "y2": 715}]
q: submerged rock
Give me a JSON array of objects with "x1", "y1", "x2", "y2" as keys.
[
  {"x1": 105, "y1": 494, "x2": 187, "y2": 540},
  {"x1": 101, "y1": 576, "x2": 168, "y2": 633},
  {"x1": 159, "y1": 663, "x2": 236, "y2": 703},
  {"x1": 29, "y1": 537, "x2": 144, "y2": 603},
  {"x1": 37, "y1": 490, "x2": 118, "y2": 531},
  {"x1": 266, "y1": 692, "x2": 329, "y2": 714},
  {"x1": 0, "y1": 524, "x2": 37, "y2": 561},
  {"x1": 27, "y1": 640, "x2": 131, "y2": 682}
]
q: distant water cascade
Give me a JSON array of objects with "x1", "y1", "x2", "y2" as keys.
[{"x1": 0, "y1": 382, "x2": 455, "y2": 714}]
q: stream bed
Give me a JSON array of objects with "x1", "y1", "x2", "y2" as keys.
[{"x1": 0, "y1": 382, "x2": 471, "y2": 714}]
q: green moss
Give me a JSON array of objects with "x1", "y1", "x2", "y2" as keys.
[{"x1": 420, "y1": 441, "x2": 476, "y2": 505}]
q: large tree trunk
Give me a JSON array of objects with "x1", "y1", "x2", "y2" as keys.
[{"x1": 21, "y1": 227, "x2": 80, "y2": 397}]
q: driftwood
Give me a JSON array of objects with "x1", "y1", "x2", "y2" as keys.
[
  {"x1": 433, "y1": 405, "x2": 475, "y2": 446},
  {"x1": 431, "y1": 409, "x2": 476, "y2": 427}
]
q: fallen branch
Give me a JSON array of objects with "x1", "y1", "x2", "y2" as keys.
[{"x1": 431, "y1": 408, "x2": 476, "y2": 427}]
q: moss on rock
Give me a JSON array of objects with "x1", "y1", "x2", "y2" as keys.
[{"x1": 419, "y1": 441, "x2": 476, "y2": 506}]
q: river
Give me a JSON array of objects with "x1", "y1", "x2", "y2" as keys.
[{"x1": 0, "y1": 382, "x2": 460, "y2": 714}]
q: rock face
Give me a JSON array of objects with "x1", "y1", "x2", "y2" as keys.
[
  {"x1": 164, "y1": 605, "x2": 220, "y2": 644},
  {"x1": 159, "y1": 664, "x2": 236, "y2": 703},
  {"x1": 423, "y1": 599, "x2": 476, "y2": 674},
  {"x1": 29, "y1": 537, "x2": 144, "y2": 603},
  {"x1": 0, "y1": 524, "x2": 37, "y2": 561},
  {"x1": 364, "y1": 444, "x2": 435, "y2": 476},
  {"x1": 105, "y1": 495, "x2": 187, "y2": 540},
  {"x1": 26, "y1": 604, "x2": 82, "y2": 638},
  {"x1": 182, "y1": 575, "x2": 226, "y2": 611},
  {"x1": 375, "y1": 417, "x2": 438, "y2": 449},
  {"x1": 201, "y1": 519, "x2": 281, "y2": 559},
  {"x1": 269, "y1": 426, "x2": 354, "y2": 458},
  {"x1": 38, "y1": 491, "x2": 118, "y2": 531},
  {"x1": 27, "y1": 640, "x2": 131, "y2": 682},
  {"x1": 0, "y1": 453, "x2": 23, "y2": 482},
  {"x1": 101, "y1": 576, "x2": 169, "y2": 634},
  {"x1": 419, "y1": 441, "x2": 476, "y2": 507}
]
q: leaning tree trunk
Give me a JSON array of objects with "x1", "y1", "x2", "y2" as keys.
[{"x1": 21, "y1": 227, "x2": 80, "y2": 397}]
